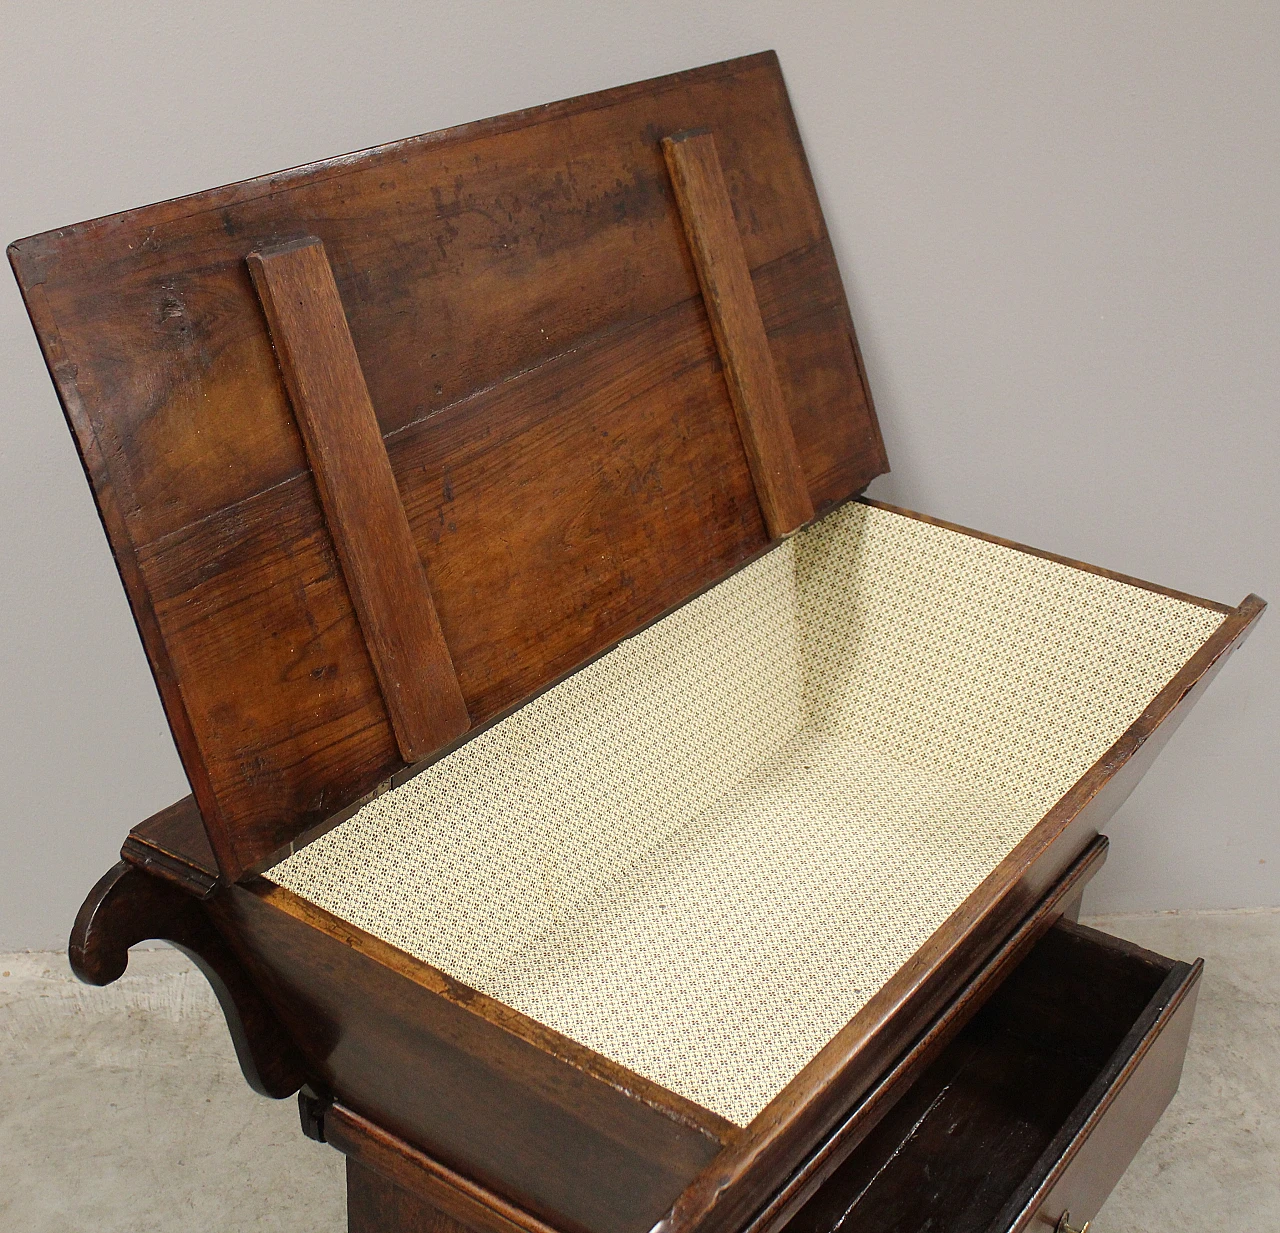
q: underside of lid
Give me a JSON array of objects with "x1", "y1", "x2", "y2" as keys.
[{"x1": 8, "y1": 51, "x2": 887, "y2": 880}]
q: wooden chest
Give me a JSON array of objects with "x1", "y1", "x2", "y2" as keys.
[{"x1": 10, "y1": 51, "x2": 1263, "y2": 1233}]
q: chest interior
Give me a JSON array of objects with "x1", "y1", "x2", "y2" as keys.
[{"x1": 269, "y1": 498, "x2": 1223, "y2": 1127}]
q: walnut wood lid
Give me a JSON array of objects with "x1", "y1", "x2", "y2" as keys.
[{"x1": 9, "y1": 51, "x2": 887, "y2": 880}]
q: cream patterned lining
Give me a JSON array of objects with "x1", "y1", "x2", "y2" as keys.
[{"x1": 270, "y1": 502, "x2": 1223, "y2": 1126}]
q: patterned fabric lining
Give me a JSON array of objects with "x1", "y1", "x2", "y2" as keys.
[{"x1": 270, "y1": 502, "x2": 1223, "y2": 1125}]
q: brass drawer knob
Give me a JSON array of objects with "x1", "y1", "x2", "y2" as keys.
[{"x1": 1056, "y1": 1215, "x2": 1091, "y2": 1233}]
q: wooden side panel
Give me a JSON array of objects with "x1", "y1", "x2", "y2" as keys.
[
  {"x1": 663, "y1": 130, "x2": 813, "y2": 537},
  {"x1": 208, "y1": 881, "x2": 725, "y2": 1233},
  {"x1": 8, "y1": 52, "x2": 887, "y2": 878},
  {"x1": 247, "y1": 237, "x2": 469, "y2": 763},
  {"x1": 348, "y1": 1160, "x2": 461, "y2": 1233}
]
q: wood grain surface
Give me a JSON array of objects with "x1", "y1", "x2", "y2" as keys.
[
  {"x1": 1007, "y1": 940, "x2": 1203, "y2": 1231},
  {"x1": 120, "y1": 794, "x2": 220, "y2": 897},
  {"x1": 780, "y1": 923, "x2": 1198, "y2": 1233},
  {"x1": 248, "y1": 237, "x2": 469, "y2": 763},
  {"x1": 335, "y1": 1109, "x2": 564, "y2": 1233},
  {"x1": 663, "y1": 129, "x2": 814, "y2": 537},
  {"x1": 9, "y1": 51, "x2": 886, "y2": 879}
]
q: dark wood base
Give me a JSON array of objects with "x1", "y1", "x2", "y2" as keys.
[
  {"x1": 348, "y1": 1158, "x2": 472, "y2": 1233},
  {"x1": 327, "y1": 1103, "x2": 556, "y2": 1233}
]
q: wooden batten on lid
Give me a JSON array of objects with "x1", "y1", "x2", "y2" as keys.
[
  {"x1": 8, "y1": 51, "x2": 888, "y2": 881},
  {"x1": 663, "y1": 128, "x2": 816, "y2": 538},
  {"x1": 246, "y1": 237, "x2": 471, "y2": 763}
]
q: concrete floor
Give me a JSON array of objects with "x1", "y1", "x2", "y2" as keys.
[{"x1": 1, "y1": 909, "x2": 1276, "y2": 1232}]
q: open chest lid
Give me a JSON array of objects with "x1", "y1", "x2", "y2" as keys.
[{"x1": 10, "y1": 51, "x2": 887, "y2": 881}]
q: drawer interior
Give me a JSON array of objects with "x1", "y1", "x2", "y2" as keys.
[
  {"x1": 781, "y1": 921, "x2": 1197, "y2": 1233},
  {"x1": 266, "y1": 502, "x2": 1221, "y2": 1127}
]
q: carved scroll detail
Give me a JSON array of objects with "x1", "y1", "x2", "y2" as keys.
[{"x1": 70, "y1": 862, "x2": 306, "y2": 1098}]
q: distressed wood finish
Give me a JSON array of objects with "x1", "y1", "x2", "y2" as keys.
[
  {"x1": 18, "y1": 48, "x2": 1264, "y2": 1233},
  {"x1": 1008, "y1": 944, "x2": 1202, "y2": 1231},
  {"x1": 663, "y1": 129, "x2": 813, "y2": 537},
  {"x1": 781, "y1": 923, "x2": 1201, "y2": 1233},
  {"x1": 120, "y1": 794, "x2": 220, "y2": 897},
  {"x1": 247, "y1": 237, "x2": 469, "y2": 763},
  {"x1": 9, "y1": 51, "x2": 886, "y2": 880},
  {"x1": 69, "y1": 862, "x2": 305, "y2": 1098}
]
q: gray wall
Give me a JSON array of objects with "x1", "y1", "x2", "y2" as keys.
[{"x1": 2, "y1": 1, "x2": 1275, "y2": 949}]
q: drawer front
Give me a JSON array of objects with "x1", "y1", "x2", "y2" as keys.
[
  {"x1": 779, "y1": 922, "x2": 1201, "y2": 1233},
  {"x1": 1012, "y1": 955, "x2": 1201, "y2": 1231}
]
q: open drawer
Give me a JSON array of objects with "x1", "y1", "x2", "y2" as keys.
[{"x1": 777, "y1": 920, "x2": 1201, "y2": 1233}]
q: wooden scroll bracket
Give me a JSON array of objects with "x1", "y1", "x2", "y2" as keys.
[
  {"x1": 69, "y1": 861, "x2": 306, "y2": 1099},
  {"x1": 662, "y1": 129, "x2": 815, "y2": 539},
  {"x1": 248, "y1": 238, "x2": 470, "y2": 764}
]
